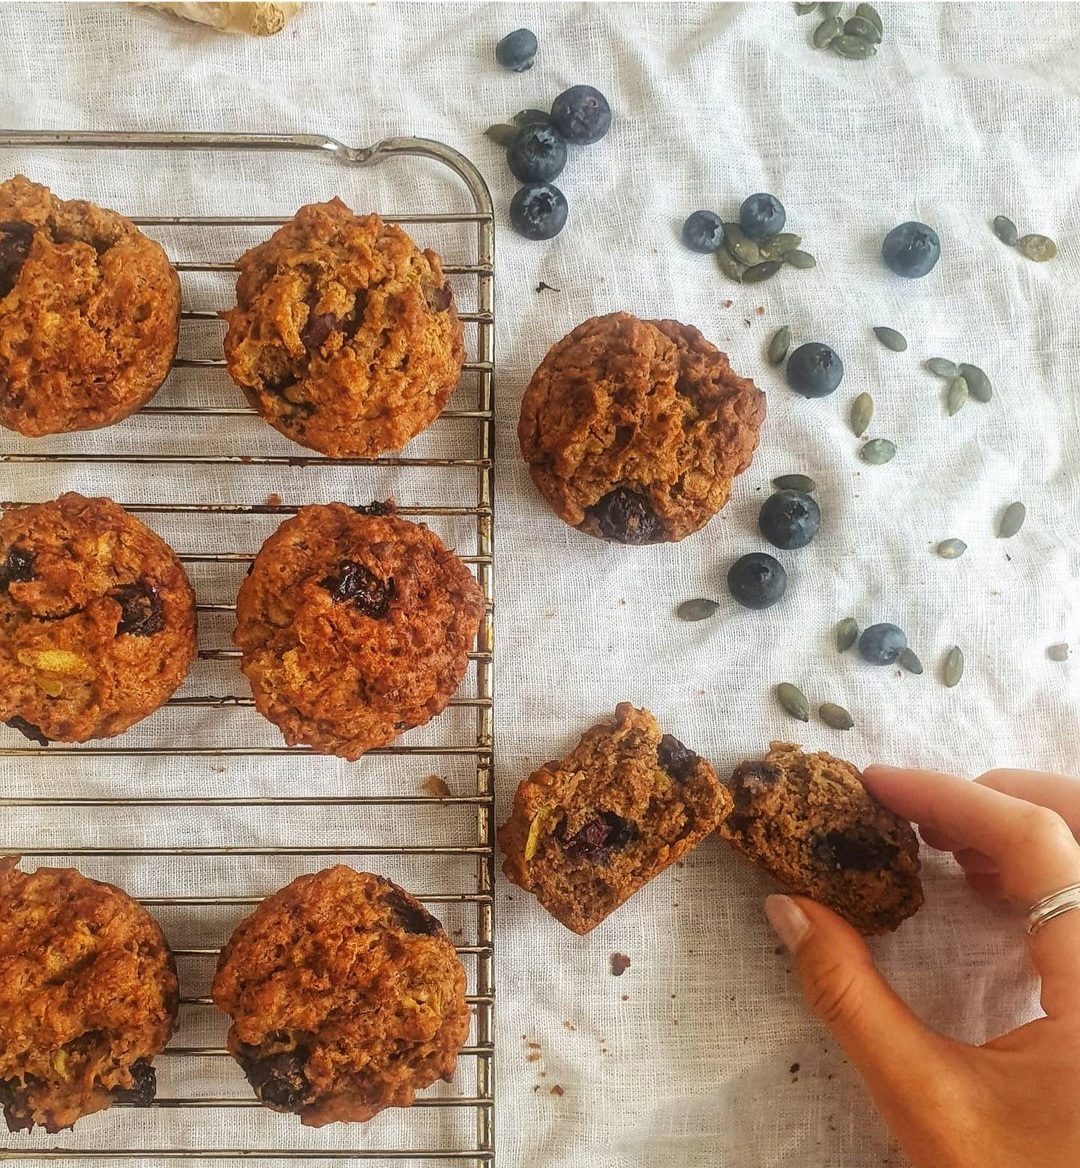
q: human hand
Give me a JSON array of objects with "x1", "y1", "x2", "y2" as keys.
[{"x1": 764, "y1": 765, "x2": 1080, "y2": 1168}]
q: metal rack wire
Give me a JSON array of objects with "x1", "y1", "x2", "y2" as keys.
[{"x1": 0, "y1": 132, "x2": 495, "y2": 1165}]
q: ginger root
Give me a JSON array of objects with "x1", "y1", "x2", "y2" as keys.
[{"x1": 135, "y1": 2, "x2": 302, "y2": 36}]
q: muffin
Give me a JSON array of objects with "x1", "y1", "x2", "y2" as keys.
[
  {"x1": 0, "y1": 175, "x2": 180, "y2": 436},
  {"x1": 222, "y1": 198, "x2": 465, "y2": 458},
  {"x1": 518, "y1": 312, "x2": 766, "y2": 543},
  {"x1": 499, "y1": 704, "x2": 732, "y2": 933},
  {"x1": 0, "y1": 857, "x2": 178, "y2": 1133},
  {"x1": 233, "y1": 502, "x2": 486, "y2": 760},
  {"x1": 0, "y1": 493, "x2": 198, "y2": 743},
  {"x1": 211, "y1": 866, "x2": 470, "y2": 1126},
  {"x1": 720, "y1": 742, "x2": 924, "y2": 934}
]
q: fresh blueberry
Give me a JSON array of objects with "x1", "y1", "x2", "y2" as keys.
[
  {"x1": 682, "y1": 210, "x2": 725, "y2": 254},
  {"x1": 509, "y1": 182, "x2": 568, "y2": 240},
  {"x1": 858, "y1": 623, "x2": 908, "y2": 665},
  {"x1": 881, "y1": 221, "x2": 940, "y2": 278},
  {"x1": 507, "y1": 124, "x2": 567, "y2": 183},
  {"x1": 727, "y1": 552, "x2": 788, "y2": 610},
  {"x1": 550, "y1": 85, "x2": 612, "y2": 145},
  {"x1": 786, "y1": 342, "x2": 844, "y2": 399},
  {"x1": 759, "y1": 490, "x2": 821, "y2": 550},
  {"x1": 495, "y1": 28, "x2": 538, "y2": 72},
  {"x1": 739, "y1": 193, "x2": 786, "y2": 241}
]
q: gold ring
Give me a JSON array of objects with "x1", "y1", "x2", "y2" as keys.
[{"x1": 1027, "y1": 882, "x2": 1080, "y2": 936}]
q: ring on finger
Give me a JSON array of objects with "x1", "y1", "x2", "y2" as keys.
[{"x1": 1027, "y1": 882, "x2": 1080, "y2": 936}]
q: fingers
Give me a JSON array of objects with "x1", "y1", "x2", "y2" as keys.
[{"x1": 977, "y1": 769, "x2": 1080, "y2": 837}]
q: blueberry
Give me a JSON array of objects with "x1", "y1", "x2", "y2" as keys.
[
  {"x1": 727, "y1": 552, "x2": 788, "y2": 610},
  {"x1": 509, "y1": 182, "x2": 568, "y2": 241},
  {"x1": 550, "y1": 85, "x2": 612, "y2": 145},
  {"x1": 739, "y1": 193, "x2": 786, "y2": 241},
  {"x1": 881, "y1": 221, "x2": 940, "y2": 278},
  {"x1": 585, "y1": 487, "x2": 662, "y2": 544},
  {"x1": 858, "y1": 623, "x2": 908, "y2": 665},
  {"x1": 681, "y1": 210, "x2": 725, "y2": 254},
  {"x1": 786, "y1": 342, "x2": 844, "y2": 399},
  {"x1": 759, "y1": 490, "x2": 821, "y2": 550},
  {"x1": 495, "y1": 28, "x2": 538, "y2": 72},
  {"x1": 320, "y1": 559, "x2": 395, "y2": 618},
  {"x1": 507, "y1": 124, "x2": 567, "y2": 183}
]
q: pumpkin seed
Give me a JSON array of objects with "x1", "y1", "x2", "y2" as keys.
[
  {"x1": 743, "y1": 260, "x2": 783, "y2": 284},
  {"x1": 723, "y1": 222, "x2": 762, "y2": 265},
  {"x1": 767, "y1": 326, "x2": 792, "y2": 366},
  {"x1": 936, "y1": 538, "x2": 967, "y2": 559},
  {"x1": 716, "y1": 246, "x2": 748, "y2": 283},
  {"x1": 925, "y1": 357, "x2": 959, "y2": 378},
  {"x1": 873, "y1": 326, "x2": 908, "y2": 352},
  {"x1": 676, "y1": 598, "x2": 719, "y2": 622},
  {"x1": 1048, "y1": 643, "x2": 1070, "y2": 662},
  {"x1": 958, "y1": 362, "x2": 992, "y2": 403},
  {"x1": 843, "y1": 14, "x2": 881, "y2": 43},
  {"x1": 992, "y1": 215, "x2": 1019, "y2": 246},
  {"x1": 899, "y1": 647, "x2": 924, "y2": 675},
  {"x1": 856, "y1": 2, "x2": 883, "y2": 34},
  {"x1": 860, "y1": 438, "x2": 896, "y2": 464},
  {"x1": 776, "y1": 682, "x2": 811, "y2": 723},
  {"x1": 774, "y1": 473, "x2": 817, "y2": 493},
  {"x1": 513, "y1": 108, "x2": 553, "y2": 127},
  {"x1": 819, "y1": 1, "x2": 842, "y2": 15},
  {"x1": 820, "y1": 702, "x2": 855, "y2": 730},
  {"x1": 813, "y1": 14, "x2": 843, "y2": 47},
  {"x1": 850, "y1": 393, "x2": 874, "y2": 437},
  {"x1": 835, "y1": 617, "x2": 859, "y2": 653},
  {"x1": 833, "y1": 35, "x2": 877, "y2": 58},
  {"x1": 484, "y1": 123, "x2": 519, "y2": 147},
  {"x1": 1017, "y1": 233, "x2": 1057, "y2": 262},
  {"x1": 785, "y1": 249, "x2": 817, "y2": 269},
  {"x1": 795, "y1": 1, "x2": 819, "y2": 12},
  {"x1": 942, "y1": 646, "x2": 964, "y2": 688},
  {"x1": 946, "y1": 375, "x2": 969, "y2": 416},
  {"x1": 998, "y1": 501, "x2": 1026, "y2": 538},
  {"x1": 758, "y1": 232, "x2": 802, "y2": 261}
]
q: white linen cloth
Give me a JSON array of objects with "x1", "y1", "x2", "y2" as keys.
[{"x1": 0, "y1": 2, "x2": 1078, "y2": 1166}]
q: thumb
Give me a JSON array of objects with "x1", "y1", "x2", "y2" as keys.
[{"x1": 765, "y1": 894, "x2": 947, "y2": 1097}]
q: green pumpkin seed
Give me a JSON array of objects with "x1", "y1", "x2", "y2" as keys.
[
  {"x1": 774, "y1": 473, "x2": 817, "y2": 493},
  {"x1": 819, "y1": 1, "x2": 842, "y2": 15},
  {"x1": 758, "y1": 233, "x2": 802, "y2": 261},
  {"x1": 873, "y1": 326, "x2": 908, "y2": 352},
  {"x1": 946, "y1": 375, "x2": 969, "y2": 416},
  {"x1": 820, "y1": 702, "x2": 855, "y2": 731},
  {"x1": 723, "y1": 223, "x2": 762, "y2": 265},
  {"x1": 776, "y1": 682, "x2": 811, "y2": 723},
  {"x1": 943, "y1": 646, "x2": 964, "y2": 688},
  {"x1": 925, "y1": 357, "x2": 959, "y2": 378},
  {"x1": 856, "y1": 3, "x2": 883, "y2": 34},
  {"x1": 813, "y1": 14, "x2": 843, "y2": 47},
  {"x1": 785, "y1": 249, "x2": 817, "y2": 269},
  {"x1": 795, "y1": 1, "x2": 819, "y2": 12},
  {"x1": 1017, "y1": 233, "x2": 1057, "y2": 262},
  {"x1": 767, "y1": 326, "x2": 792, "y2": 366},
  {"x1": 899, "y1": 647, "x2": 924, "y2": 675},
  {"x1": 484, "y1": 123, "x2": 519, "y2": 147},
  {"x1": 1048, "y1": 643, "x2": 1070, "y2": 662},
  {"x1": 958, "y1": 363, "x2": 992, "y2": 403},
  {"x1": 743, "y1": 260, "x2": 783, "y2": 284},
  {"x1": 843, "y1": 14, "x2": 882, "y2": 43},
  {"x1": 850, "y1": 393, "x2": 873, "y2": 437},
  {"x1": 833, "y1": 35, "x2": 877, "y2": 58},
  {"x1": 716, "y1": 247, "x2": 748, "y2": 283},
  {"x1": 860, "y1": 438, "x2": 896, "y2": 464},
  {"x1": 936, "y1": 538, "x2": 967, "y2": 559},
  {"x1": 835, "y1": 617, "x2": 859, "y2": 653},
  {"x1": 998, "y1": 501, "x2": 1026, "y2": 538},
  {"x1": 513, "y1": 108, "x2": 553, "y2": 127},
  {"x1": 992, "y1": 215, "x2": 1019, "y2": 246},
  {"x1": 676, "y1": 598, "x2": 719, "y2": 622}
]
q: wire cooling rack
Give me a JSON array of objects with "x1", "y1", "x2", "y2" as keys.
[{"x1": 0, "y1": 132, "x2": 495, "y2": 1166}]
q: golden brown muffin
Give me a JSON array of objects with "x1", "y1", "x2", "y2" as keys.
[
  {"x1": 233, "y1": 502, "x2": 485, "y2": 760},
  {"x1": 0, "y1": 493, "x2": 198, "y2": 743},
  {"x1": 499, "y1": 704, "x2": 733, "y2": 934},
  {"x1": 222, "y1": 198, "x2": 465, "y2": 458},
  {"x1": 0, "y1": 857, "x2": 178, "y2": 1133},
  {"x1": 0, "y1": 175, "x2": 180, "y2": 436},
  {"x1": 720, "y1": 742, "x2": 924, "y2": 934},
  {"x1": 211, "y1": 866, "x2": 470, "y2": 1126},
  {"x1": 518, "y1": 312, "x2": 766, "y2": 543}
]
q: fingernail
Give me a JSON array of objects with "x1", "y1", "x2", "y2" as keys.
[{"x1": 765, "y1": 894, "x2": 812, "y2": 953}]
